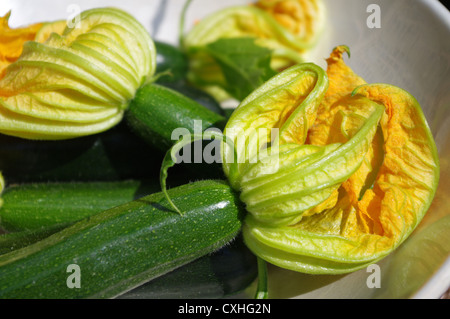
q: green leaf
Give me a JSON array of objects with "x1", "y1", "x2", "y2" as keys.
[{"x1": 205, "y1": 37, "x2": 277, "y2": 101}]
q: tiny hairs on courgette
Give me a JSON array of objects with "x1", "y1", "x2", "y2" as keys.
[{"x1": 0, "y1": 180, "x2": 244, "y2": 299}]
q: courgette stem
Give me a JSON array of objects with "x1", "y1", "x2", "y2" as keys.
[
  {"x1": 254, "y1": 257, "x2": 269, "y2": 299},
  {"x1": 160, "y1": 131, "x2": 238, "y2": 214},
  {"x1": 179, "y1": 0, "x2": 194, "y2": 48}
]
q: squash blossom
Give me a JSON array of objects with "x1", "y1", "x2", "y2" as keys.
[
  {"x1": 182, "y1": 0, "x2": 325, "y2": 100},
  {"x1": 222, "y1": 46, "x2": 440, "y2": 274},
  {"x1": 0, "y1": 8, "x2": 156, "y2": 140}
]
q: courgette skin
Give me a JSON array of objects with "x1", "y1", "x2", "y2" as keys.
[
  {"x1": 126, "y1": 83, "x2": 227, "y2": 151},
  {"x1": 161, "y1": 82, "x2": 226, "y2": 116},
  {"x1": 0, "y1": 180, "x2": 244, "y2": 299},
  {"x1": 0, "y1": 123, "x2": 164, "y2": 184},
  {"x1": 0, "y1": 180, "x2": 162, "y2": 232},
  {"x1": 0, "y1": 226, "x2": 65, "y2": 256},
  {"x1": 119, "y1": 234, "x2": 256, "y2": 299}
]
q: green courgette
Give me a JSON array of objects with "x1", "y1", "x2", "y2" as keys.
[
  {"x1": 120, "y1": 235, "x2": 257, "y2": 299},
  {"x1": 0, "y1": 123, "x2": 164, "y2": 184},
  {"x1": 0, "y1": 180, "x2": 244, "y2": 299},
  {"x1": 126, "y1": 83, "x2": 227, "y2": 151},
  {"x1": 0, "y1": 226, "x2": 66, "y2": 256},
  {"x1": 160, "y1": 81, "x2": 226, "y2": 116},
  {"x1": 0, "y1": 179, "x2": 164, "y2": 232}
]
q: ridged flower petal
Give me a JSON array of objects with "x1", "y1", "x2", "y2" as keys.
[
  {"x1": 0, "y1": 8, "x2": 156, "y2": 140},
  {"x1": 230, "y1": 46, "x2": 439, "y2": 274}
]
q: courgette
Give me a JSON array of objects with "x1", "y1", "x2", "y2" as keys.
[
  {"x1": 0, "y1": 180, "x2": 244, "y2": 299},
  {"x1": 0, "y1": 228, "x2": 257, "y2": 298},
  {"x1": 0, "y1": 122, "x2": 164, "y2": 184},
  {"x1": 0, "y1": 179, "x2": 164, "y2": 232},
  {"x1": 126, "y1": 83, "x2": 227, "y2": 151},
  {"x1": 120, "y1": 235, "x2": 257, "y2": 299},
  {"x1": 0, "y1": 226, "x2": 66, "y2": 255},
  {"x1": 161, "y1": 81, "x2": 226, "y2": 116}
]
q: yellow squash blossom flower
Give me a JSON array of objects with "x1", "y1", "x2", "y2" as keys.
[
  {"x1": 182, "y1": 0, "x2": 325, "y2": 101},
  {"x1": 224, "y1": 46, "x2": 440, "y2": 274},
  {"x1": 254, "y1": 0, "x2": 325, "y2": 45},
  {"x1": 0, "y1": 12, "x2": 43, "y2": 75},
  {"x1": 0, "y1": 8, "x2": 156, "y2": 140}
]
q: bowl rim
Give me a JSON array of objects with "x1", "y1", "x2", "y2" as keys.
[{"x1": 414, "y1": 0, "x2": 450, "y2": 300}]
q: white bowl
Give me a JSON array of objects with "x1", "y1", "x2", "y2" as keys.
[{"x1": 1, "y1": 0, "x2": 449, "y2": 299}]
